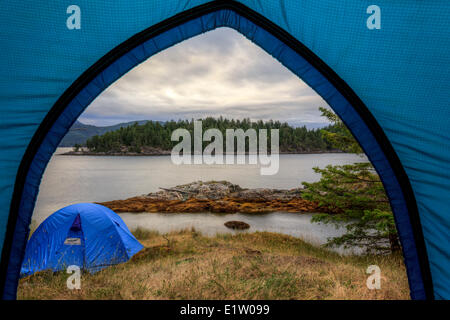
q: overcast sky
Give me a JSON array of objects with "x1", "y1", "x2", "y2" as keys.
[{"x1": 80, "y1": 28, "x2": 331, "y2": 128}]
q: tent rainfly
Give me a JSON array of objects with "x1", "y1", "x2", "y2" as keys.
[{"x1": 20, "y1": 203, "x2": 143, "y2": 277}]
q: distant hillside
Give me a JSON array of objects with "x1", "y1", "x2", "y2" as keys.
[{"x1": 59, "y1": 120, "x2": 150, "y2": 147}]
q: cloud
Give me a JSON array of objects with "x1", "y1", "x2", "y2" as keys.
[{"x1": 80, "y1": 28, "x2": 330, "y2": 127}]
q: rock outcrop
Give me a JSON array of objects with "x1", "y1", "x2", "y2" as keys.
[
  {"x1": 98, "y1": 180, "x2": 322, "y2": 214},
  {"x1": 224, "y1": 221, "x2": 250, "y2": 230}
]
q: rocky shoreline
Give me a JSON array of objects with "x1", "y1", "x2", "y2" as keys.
[
  {"x1": 61, "y1": 146, "x2": 171, "y2": 156},
  {"x1": 97, "y1": 180, "x2": 322, "y2": 214},
  {"x1": 60, "y1": 148, "x2": 343, "y2": 156}
]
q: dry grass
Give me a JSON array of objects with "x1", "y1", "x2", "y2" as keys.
[{"x1": 18, "y1": 229, "x2": 410, "y2": 300}]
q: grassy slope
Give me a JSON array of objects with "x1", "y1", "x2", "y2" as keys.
[{"x1": 18, "y1": 229, "x2": 409, "y2": 300}]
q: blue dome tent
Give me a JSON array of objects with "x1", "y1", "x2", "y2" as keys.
[
  {"x1": 20, "y1": 203, "x2": 143, "y2": 277},
  {"x1": 0, "y1": 1, "x2": 448, "y2": 300}
]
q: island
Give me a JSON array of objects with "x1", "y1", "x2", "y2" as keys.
[{"x1": 60, "y1": 117, "x2": 343, "y2": 156}]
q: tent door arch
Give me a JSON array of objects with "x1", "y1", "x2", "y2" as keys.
[
  {"x1": 0, "y1": 1, "x2": 433, "y2": 300},
  {"x1": 55, "y1": 214, "x2": 85, "y2": 270}
]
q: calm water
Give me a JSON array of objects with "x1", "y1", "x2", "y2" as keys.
[
  {"x1": 33, "y1": 148, "x2": 366, "y2": 254},
  {"x1": 121, "y1": 212, "x2": 360, "y2": 254}
]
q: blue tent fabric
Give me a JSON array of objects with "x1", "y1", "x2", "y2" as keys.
[
  {"x1": 0, "y1": 1, "x2": 449, "y2": 299},
  {"x1": 20, "y1": 203, "x2": 143, "y2": 276}
]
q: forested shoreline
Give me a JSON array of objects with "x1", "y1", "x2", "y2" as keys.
[{"x1": 68, "y1": 117, "x2": 342, "y2": 155}]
